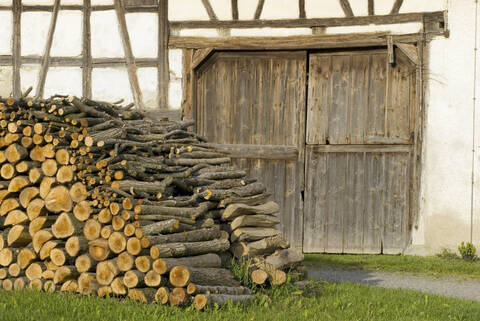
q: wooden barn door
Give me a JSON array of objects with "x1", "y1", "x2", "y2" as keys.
[
  {"x1": 303, "y1": 48, "x2": 417, "y2": 254},
  {"x1": 194, "y1": 51, "x2": 307, "y2": 248}
]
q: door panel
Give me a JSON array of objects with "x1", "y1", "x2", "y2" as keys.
[
  {"x1": 195, "y1": 51, "x2": 307, "y2": 248},
  {"x1": 304, "y1": 48, "x2": 416, "y2": 254}
]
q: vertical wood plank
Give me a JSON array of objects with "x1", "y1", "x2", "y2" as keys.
[
  {"x1": 254, "y1": 0, "x2": 265, "y2": 19},
  {"x1": 114, "y1": 0, "x2": 145, "y2": 109},
  {"x1": 367, "y1": 53, "x2": 387, "y2": 139},
  {"x1": 344, "y1": 152, "x2": 365, "y2": 253},
  {"x1": 83, "y1": 0, "x2": 92, "y2": 99},
  {"x1": 349, "y1": 54, "x2": 369, "y2": 144},
  {"x1": 306, "y1": 55, "x2": 330, "y2": 144},
  {"x1": 299, "y1": 0, "x2": 306, "y2": 18},
  {"x1": 35, "y1": 0, "x2": 60, "y2": 99},
  {"x1": 158, "y1": 0, "x2": 169, "y2": 109},
  {"x1": 339, "y1": 0, "x2": 354, "y2": 17},
  {"x1": 390, "y1": 0, "x2": 404, "y2": 15},
  {"x1": 363, "y1": 153, "x2": 383, "y2": 253},
  {"x1": 368, "y1": 0, "x2": 374, "y2": 16},
  {"x1": 329, "y1": 55, "x2": 350, "y2": 144},
  {"x1": 231, "y1": 0, "x2": 238, "y2": 20},
  {"x1": 182, "y1": 49, "x2": 193, "y2": 120},
  {"x1": 303, "y1": 147, "x2": 327, "y2": 252},
  {"x1": 386, "y1": 51, "x2": 411, "y2": 141},
  {"x1": 325, "y1": 153, "x2": 346, "y2": 253}
]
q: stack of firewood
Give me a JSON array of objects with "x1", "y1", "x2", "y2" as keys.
[{"x1": 0, "y1": 93, "x2": 302, "y2": 310}]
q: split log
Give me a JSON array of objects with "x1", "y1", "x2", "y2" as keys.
[
  {"x1": 65, "y1": 236, "x2": 88, "y2": 257},
  {"x1": 161, "y1": 253, "x2": 222, "y2": 271},
  {"x1": 26, "y1": 199, "x2": 46, "y2": 221},
  {"x1": 45, "y1": 186, "x2": 72, "y2": 213},
  {"x1": 19, "y1": 187, "x2": 39, "y2": 208},
  {"x1": 7, "y1": 225, "x2": 31, "y2": 247},
  {"x1": 222, "y1": 201, "x2": 279, "y2": 220},
  {"x1": 33, "y1": 229, "x2": 53, "y2": 253},
  {"x1": 230, "y1": 227, "x2": 279, "y2": 243},
  {"x1": 26, "y1": 262, "x2": 45, "y2": 281},
  {"x1": 146, "y1": 227, "x2": 221, "y2": 245},
  {"x1": 0, "y1": 198, "x2": 19, "y2": 216},
  {"x1": 52, "y1": 212, "x2": 82, "y2": 239},
  {"x1": 231, "y1": 235, "x2": 289, "y2": 258},
  {"x1": 169, "y1": 266, "x2": 239, "y2": 287},
  {"x1": 96, "y1": 260, "x2": 119, "y2": 285},
  {"x1": 60, "y1": 279, "x2": 78, "y2": 293},
  {"x1": 78, "y1": 272, "x2": 100, "y2": 295},
  {"x1": 39, "y1": 240, "x2": 61, "y2": 260},
  {"x1": 230, "y1": 214, "x2": 279, "y2": 230},
  {"x1": 149, "y1": 239, "x2": 229, "y2": 259},
  {"x1": 17, "y1": 248, "x2": 36, "y2": 269},
  {"x1": 4, "y1": 209, "x2": 28, "y2": 226},
  {"x1": 111, "y1": 276, "x2": 127, "y2": 295}
]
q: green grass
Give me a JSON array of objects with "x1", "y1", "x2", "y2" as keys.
[
  {"x1": 304, "y1": 253, "x2": 480, "y2": 279},
  {"x1": 0, "y1": 282, "x2": 479, "y2": 321}
]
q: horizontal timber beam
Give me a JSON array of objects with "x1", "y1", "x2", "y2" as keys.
[
  {"x1": 169, "y1": 33, "x2": 422, "y2": 50},
  {"x1": 170, "y1": 11, "x2": 444, "y2": 29},
  {"x1": 0, "y1": 5, "x2": 159, "y2": 12},
  {"x1": 201, "y1": 143, "x2": 299, "y2": 160},
  {"x1": 308, "y1": 145, "x2": 412, "y2": 153},
  {"x1": 0, "y1": 56, "x2": 157, "y2": 67}
]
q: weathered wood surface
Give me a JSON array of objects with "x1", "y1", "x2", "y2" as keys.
[{"x1": 195, "y1": 51, "x2": 306, "y2": 248}]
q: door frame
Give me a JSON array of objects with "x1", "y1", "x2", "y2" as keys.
[{"x1": 182, "y1": 34, "x2": 425, "y2": 252}]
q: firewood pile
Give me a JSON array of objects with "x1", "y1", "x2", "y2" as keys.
[{"x1": 0, "y1": 94, "x2": 304, "y2": 310}]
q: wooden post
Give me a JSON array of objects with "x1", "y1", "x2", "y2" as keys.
[
  {"x1": 114, "y1": 0, "x2": 145, "y2": 109},
  {"x1": 158, "y1": 0, "x2": 169, "y2": 109},
  {"x1": 231, "y1": 0, "x2": 238, "y2": 20},
  {"x1": 299, "y1": 0, "x2": 306, "y2": 19},
  {"x1": 12, "y1": 0, "x2": 21, "y2": 98},
  {"x1": 83, "y1": 0, "x2": 92, "y2": 99},
  {"x1": 36, "y1": 0, "x2": 61, "y2": 99},
  {"x1": 254, "y1": 0, "x2": 265, "y2": 20}
]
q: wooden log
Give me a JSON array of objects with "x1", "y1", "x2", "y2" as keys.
[
  {"x1": 41, "y1": 159, "x2": 58, "y2": 177},
  {"x1": 155, "y1": 287, "x2": 169, "y2": 304},
  {"x1": 97, "y1": 285, "x2": 113, "y2": 297},
  {"x1": 134, "y1": 255, "x2": 153, "y2": 273},
  {"x1": 43, "y1": 280, "x2": 55, "y2": 292},
  {"x1": 39, "y1": 240, "x2": 60, "y2": 260},
  {"x1": 116, "y1": 251, "x2": 134, "y2": 272},
  {"x1": 219, "y1": 193, "x2": 270, "y2": 208},
  {"x1": 96, "y1": 259, "x2": 119, "y2": 285},
  {"x1": 161, "y1": 253, "x2": 222, "y2": 271},
  {"x1": 60, "y1": 279, "x2": 78, "y2": 293},
  {"x1": 28, "y1": 278, "x2": 44, "y2": 291},
  {"x1": 78, "y1": 272, "x2": 100, "y2": 295},
  {"x1": 54, "y1": 266, "x2": 78, "y2": 285},
  {"x1": 39, "y1": 177, "x2": 55, "y2": 199},
  {"x1": 251, "y1": 269, "x2": 268, "y2": 285},
  {"x1": 268, "y1": 269, "x2": 287, "y2": 286},
  {"x1": 50, "y1": 248, "x2": 70, "y2": 266},
  {"x1": 69, "y1": 182, "x2": 88, "y2": 202},
  {"x1": 138, "y1": 203, "x2": 210, "y2": 219},
  {"x1": 126, "y1": 237, "x2": 142, "y2": 256},
  {"x1": 146, "y1": 227, "x2": 221, "y2": 245},
  {"x1": 28, "y1": 168, "x2": 43, "y2": 184},
  {"x1": 55, "y1": 149, "x2": 70, "y2": 165},
  {"x1": 0, "y1": 268, "x2": 6, "y2": 280},
  {"x1": 57, "y1": 165, "x2": 74, "y2": 183},
  {"x1": 111, "y1": 276, "x2": 127, "y2": 295},
  {"x1": 168, "y1": 287, "x2": 191, "y2": 306},
  {"x1": 123, "y1": 270, "x2": 145, "y2": 288},
  {"x1": 2, "y1": 278, "x2": 12, "y2": 290},
  {"x1": 52, "y1": 212, "x2": 82, "y2": 239},
  {"x1": 222, "y1": 201, "x2": 279, "y2": 220},
  {"x1": 75, "y1": 254, "x2": 95, "y2": 273},
  {"x1": 19, "y1": 187, "x2": 39, "y2": 208},
  {"x1": 230, "y1": 214, "x2": 279, "y2": 230},
  {"x1": 141, "y1": 219, "x2": 179, "y2": 236},
  {"x1": 83, "y1": 219, "x2": 101, "y2": 240},
  {"x1": 4, "y1": 209, "x2": 28, "y2": 226},
  {"x1": 7, "y1": 225, "x2": 31, "y2": 247},
  {"x1": 231, "y1": 235, "x2": 289, "y2": 258},
  {"x1": 5, "y1": 143, "x2": 27, "y2": 163},
  {"x1": 65, "y1": 236, "x2": 88, "y2": 257},
  {"x1": 169, "y1": 266, "x2": 239, "y2": 288},
  {"x1": 73, "y1": 201, "x2": 92, "y2": 221},
  {"x1": 194, "y1": 294, "x2": 254, "y2": 310},
  {"x1": 150, "y1": 239, "x2": 229, "y2": 258},
  {"x1": 27, "y1": 199, "x2": 46, "y2": 221},
  {"x1": 17, "y1": 248, "x2": 36, "y2": 269},
  {"x1": 26, "y1": 262, "x2": 45, "y2": 281},
  {"x1": 8, "y1": 176, "x2": 30, "y2": 193},
  {"x1": 128, "y1": 288, "x2": 157, "y2": 303},
  {"x1": 264, "y1": 248, "x2": 304, "y2": 270},
  {"x1": 88, "y1": 239, "x2": 111, "y2": 261},
  {"x1": 1, "y1": 163, "x2": 15, "y2": 179},
  {"x1": 144, "y1": 270, "x2": 162, "y2": 287},
  {"x1": 8, "y1": 263, "x2": 22, "y2": 277},
  {"x1": 45, "y1": 186, "x2": 72, "y2": 212},
  {"x1": 0, "y1": 198, "x2": 19, "y2": 216},
  {"x1": 16, "y1": 160, "x2": 39, "y2": 173},
  {"x1": 33, "y1": 229, "x2": 53, "y2": 253},
  {"x1": 187, "y1": 284, "x2": 251, "y2": 295},
  {"x1": 230, "y1": 227, "x2": 279, "y2": 243},
  {"x1": 117, "y1": 179, "x2": 172, "y2": 195}
]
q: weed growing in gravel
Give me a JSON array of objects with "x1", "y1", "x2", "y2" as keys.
[{"x1": 458, "y1": 242, "x2": 477, "y2": 261}]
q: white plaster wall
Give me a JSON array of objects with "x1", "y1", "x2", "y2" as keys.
[
  {"x1": 411, "y1": 0, "x2": 477, "y2": 255},
  {"x1": 0, "y1": 11, "x2": 12, "y2": 55}
]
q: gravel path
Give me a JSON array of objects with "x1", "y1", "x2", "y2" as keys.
[{"x1": 308, "y1": 266, "x2": 480, "y2": 302}]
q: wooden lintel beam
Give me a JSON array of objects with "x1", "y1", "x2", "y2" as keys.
[
  {"x1": 170, "y1": 11, "x2": 445, "y2": 29},
  {"x1": 169, "y1": 33, "x2": 422, "y2": 50},
  {"x1": 36, "y1": 0, "x2": 60, "y2": 99},
  {"x1": 114, "y1": 0, "x2": 145, "y2": 109},
  {"x1": 254, "y1": 0, "x2": 265, "y2": 20},
  {"x1": 339, "y1": 0, "x2": 354, "y2": 17},
  {"x1": 201, "y1": 0, "x2": 217, "y2": 21},
  {"x1": 390, "y1": 0, "x2": 404, "y2": 15}
]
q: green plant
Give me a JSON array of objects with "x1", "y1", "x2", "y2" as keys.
[
  {"x1": 436, "y1": 248, "x2": 459, "y2": 260},
  {"x1": 458, "y1": 242, "x2": 477, "y2": 261},
  {"x1": 230, "y1": 257, "x2": 255, "y2": 289}
]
